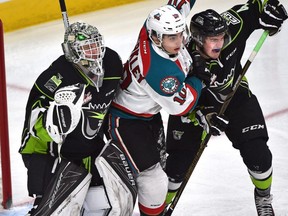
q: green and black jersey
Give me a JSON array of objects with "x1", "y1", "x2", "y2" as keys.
[
  {"x1": 19, "y1": 47, "x2": 123, "y2": 160},
  {"x1": 189, "y1": 0, "x2": 264, "y2": 114}
]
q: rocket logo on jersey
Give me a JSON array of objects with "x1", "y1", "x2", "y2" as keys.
[
  {"x1": 160, "y1": 76, "x2": 179, "y2": 94},
  {"x1": 81, "y1": 103, "x2": 109, "y2": 139},
  {"x1": 80, "y1": 91, "x2": 111, "y2": 139}
]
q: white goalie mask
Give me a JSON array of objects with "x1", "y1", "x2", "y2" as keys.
[{"x1": 62, "y1": 22, "x2": 106, "y2": 89}]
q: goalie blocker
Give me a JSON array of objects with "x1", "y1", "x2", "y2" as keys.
[{"x1": 31, "y1": 141, "x2": 137, "y2": 216}]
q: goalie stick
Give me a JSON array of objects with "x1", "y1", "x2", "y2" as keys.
[
  {"x1": 59, "y1": 0, "x2": 69, "y2": 30},
  {"x1": 50, "y1": 0, "x2": 70, "y2": 160},
  {"x1": 164, "y1": 30, "x2": 269, "y2": 216}
]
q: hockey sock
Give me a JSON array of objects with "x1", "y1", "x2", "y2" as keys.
[
  {"x1": 166, "y1": 177, "x2": 182, "y2": 205},
  {"x1": 165, "y1": 190, "x2": 177, "y2": 205},
  {"x1": 249, "y1": 167, "x2": 273, "y2": 194}
]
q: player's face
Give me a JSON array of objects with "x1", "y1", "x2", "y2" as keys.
[
  {"x1": 162, "y1": 32, "x2": 184, "y2": 55},
  {"x1": 202, "y1": 33, "x2": 225, "y2": 59},
  {"x1": 81, "y1": 42, "x2": 99, "y2": 60}
]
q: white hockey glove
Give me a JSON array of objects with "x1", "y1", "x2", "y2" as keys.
[
  {"x1": 188, "y1": 106, "x2": 229, "y2": 136},
  {"x1": 45, "y1": 83, "x2": 86, "y2": 143},
  {"x1": 259, "y1": 0, "x2": 288, "y2": 36}
]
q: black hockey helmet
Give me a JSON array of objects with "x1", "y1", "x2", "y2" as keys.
[{"x1": 190, "y1": 9, "x2": 231, "y2": 47}]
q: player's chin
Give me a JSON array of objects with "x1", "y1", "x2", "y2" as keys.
[
  {"x1": 209, "y1": 51, "x2": 221, "y2": 59},
  {"x1": 170, "y1": 48, "x2": 180, "y2": 55}
]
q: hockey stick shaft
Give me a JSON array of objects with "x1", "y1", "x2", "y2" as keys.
[
  {"x1": 164, "y1": 30, "x2": 269, "y2": 216},
  {"x1": 219, "y1": 30, "x2": 269, "y2": 114},
  {"x1": 59, "y1": 0, "x2": 69, "y2": 30}
]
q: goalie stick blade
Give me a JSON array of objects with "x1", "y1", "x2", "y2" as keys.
[{"x1": 31, "y1": 160, "x2": 92, "y2": 216}]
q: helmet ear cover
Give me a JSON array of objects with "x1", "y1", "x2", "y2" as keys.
[{"x1": 190, "y1": 9, "x2": 231, "y2": 48}]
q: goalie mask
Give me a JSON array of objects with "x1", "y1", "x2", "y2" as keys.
[
  {"x1": 62, "y1": 22, "x2": 106, "y2": 89},
  {"x1": 190, "y1": 9, "x2": 231, "y2": 49}
]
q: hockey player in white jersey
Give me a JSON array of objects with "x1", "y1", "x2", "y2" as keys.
[{"x1": 106, "y1": 1, "x2": 213, "y2": 215}]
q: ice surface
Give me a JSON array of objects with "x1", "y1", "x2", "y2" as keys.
[{"x1": 2, "y1": 0, "x2": 288, "y2": 215}]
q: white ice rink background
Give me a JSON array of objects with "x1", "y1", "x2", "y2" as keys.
[{"x1": 1, "y1": 0, "x2": 288, "y2": 215}]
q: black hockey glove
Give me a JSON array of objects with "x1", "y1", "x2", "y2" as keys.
[
  {"x1": 259, "y1": 0, "x2": 288, "y2": 36},
  {"x1": 188, "y1": 106, "x2": 229, "y2": 136},
  {"x1": 188, "y1": 51, "x2": 213, "y2": 87}
]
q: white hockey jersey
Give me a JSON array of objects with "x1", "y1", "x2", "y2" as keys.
[{"x1": 111, "y1": 0, "x2": 202, "y2": 119}]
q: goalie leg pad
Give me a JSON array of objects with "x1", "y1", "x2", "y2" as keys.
[
  {"x1": 81, "y1": 186, "x2": 111, "y2": 216},
  {"x1": 95, "y1": 141, "x2": 137, "y2": 216},
  {"x1": 31, "y1": 159, "x2": 92, "y2": 216}
]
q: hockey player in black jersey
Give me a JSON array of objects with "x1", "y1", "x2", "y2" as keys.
[
  {"x1": 165, "y1": 0, "x2": 287, "y2": 215},
  {"x1": 19, "y1": 22, "x2": 137, "y2": 215}
]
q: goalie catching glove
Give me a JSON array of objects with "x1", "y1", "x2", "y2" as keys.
[
  {"x1": 259, "y1": 0, "x2": 288, "y2": 36},
  {"x1": 45, "y1": 83, "x2": 86, "y2": 143},
  {"x1": 188, "y1": 106, "x2": 229, "y2": 136}
]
